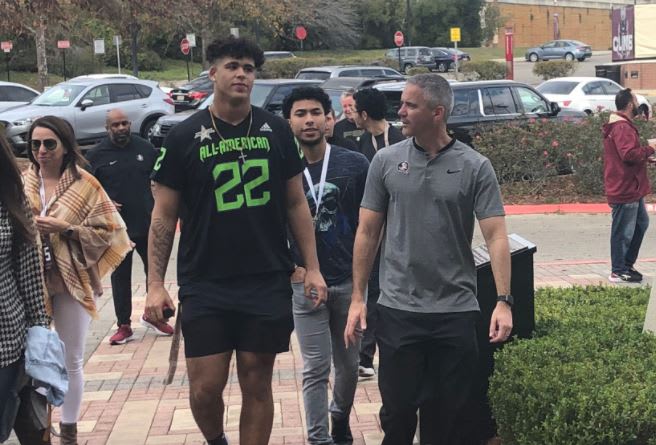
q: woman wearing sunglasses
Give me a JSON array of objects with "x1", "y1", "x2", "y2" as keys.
[
  {"x1": 23, "y1": 116, "x2": 131, "y2": 445},
  {"x1": 0, "y1": 131, "x2": 52, "y2": 444}
]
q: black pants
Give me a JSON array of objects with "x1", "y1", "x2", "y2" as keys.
[
  {"x1": 359, "y1": 279, "x2": 380, "y2": 367},
  {"x1": 111, "y1": 235, "x2": 148, "y2": 326},
  {"x1": 376, "y1": 306, "x2": 478, "y2": 445}
]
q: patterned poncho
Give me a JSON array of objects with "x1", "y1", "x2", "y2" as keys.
[{"x1": 24, "y1": 164, "x2": 132, "y2": 317}]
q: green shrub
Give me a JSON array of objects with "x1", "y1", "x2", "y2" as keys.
[
  {"x1": 489, "y1": 286, "x2": 656, "y2": 445},
  {"x1": 460, "y1": 60, "x2": 506, "y2": 80},
  {"x1": 49, "y1": 46, "x2": 99, "y2": 78},
  {"x1": 406, "y1": 66, "x2": 430, "y2": 76},
  {"x1": 259, "y1": 56, "x2": 401, "y2": 79},
  {"x1": 105, "y1": 48, "x2": 163, "y2": 71},
  {"x1": 533, "y1": 60, "x2": 576, "y2": 80}
]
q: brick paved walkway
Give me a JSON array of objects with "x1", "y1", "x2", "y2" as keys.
[{"x1": 9, "y1": 258, "x2": 655, "y2": 445}]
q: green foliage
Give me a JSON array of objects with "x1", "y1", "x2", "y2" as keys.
[
  {"x1": 533, "y1": 60, "x2": 576, "y2": 80},
  {"x1": 105, "y1": 48, "x2": 163, "y2": 71},
  {"x1": 413, "y1": 0, "x2": 484, "y2": 47},
  {"x1": 460, "y1": 60, "x2": 506, "y2": 80},
  {"x1": 481, "y1": 4, "x2": 505, "y2": 46},
  {"x1": 489, "y1": 286, "x2": 656, "y2": 445},
  {"x1": 49, "y1": 47, "x2": 99, "y2": 78},
  {"x1": 475, "y1": 112, "x2": 656, "y2": 197},
  {"x1": 406, "y1": 66, "x2": 430, "y2": 76}
]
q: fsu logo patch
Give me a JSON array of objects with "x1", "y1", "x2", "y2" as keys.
[{"x1": 397, "y1": 161, "x2": 409, "y2": 174}]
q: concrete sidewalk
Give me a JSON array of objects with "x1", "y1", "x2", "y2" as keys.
[{"x1": 16, "y1": 215, "x2": 656, "y2": 445}]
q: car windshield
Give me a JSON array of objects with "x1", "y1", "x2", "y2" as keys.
[
  {"x1": 31, "y1": 84, "x2": 86, "y2": 106},
  {"x1": 251, "y1": 84, "x2": 274, "y2": 107},
  {"x1": 536, "y1": 81, "x2": 579, "y2": 95},
  {"x1": 296, "y1": 71, "x2": 331, "y2": 80},
  {"x1": 571, "y1": 41, "x2": 587, "y2": 47}
]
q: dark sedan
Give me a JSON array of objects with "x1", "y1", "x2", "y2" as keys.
[
  {"x1": 168, "y1": 75, "x2": 213, "y2": 112},
  {"x1": 429, "y1": 48, "x2": 455, "y2": 73}
]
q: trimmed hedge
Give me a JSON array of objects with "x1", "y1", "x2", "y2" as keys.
[
  {"x1": 460, "y1": 61, "x2": 506, "y2": 80},
  {"x1": 406, "y1": 66, "x2": 431, "y2": 76},
  {"x1": 489, "y1": 286, "x2": 656, "y2": 445},
  {"x1": 533, "y1": 60, "x2": 576, "y2": 80}
]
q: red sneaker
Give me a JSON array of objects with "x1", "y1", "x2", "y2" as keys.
[
  {"x1": 109, "y1": 324, "x2": 134, "y2": 345},
  {"x1": 140, "y1": 314, "x2": 174, "y2": 336}
]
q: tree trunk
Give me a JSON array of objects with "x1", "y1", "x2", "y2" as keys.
[
  {"x1": 130, "y1": 21, "x2": 140, "y2": 77},
  {"x1": 35, "y1": 15, "x2": 48, "y2": 91}
]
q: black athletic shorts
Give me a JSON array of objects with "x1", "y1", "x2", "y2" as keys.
[{"x1": 179, "y1": 272, "x2": 294, "y2": 357}]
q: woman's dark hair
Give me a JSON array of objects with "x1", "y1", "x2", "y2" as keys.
[
  {"x1": 26, "y1": 116, "x2": 87, "y2": 179},
  {"x1": 206, "y1": 36, "x2": 265, "y2": 69},
  {"x1": 0, "y1": 130, "x2": 35, "y2": 246}
]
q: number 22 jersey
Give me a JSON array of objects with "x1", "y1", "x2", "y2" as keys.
[{"x1": 151, "y1": 107, "x2": 304, "y2": 289}]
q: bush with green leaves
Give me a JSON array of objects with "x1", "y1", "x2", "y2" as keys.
[
  {"x1": 459, "y1": 61, "x2": 506, "y2": 80},
  {"x1": 533, "y1": 60, "x2": 576, "y2": 80},
  {"x1": 259, "y1": 56, "x2": 398, "y2": 79},
  {"x1": 105, "y1": 48, "x2": 163, "y2": 72},
  {"x1": 406, "y1": 66, "x2": 431, "y2": 76},
  {"x1": 489, "y1": 286, "x2": 656, "y2": 445}
]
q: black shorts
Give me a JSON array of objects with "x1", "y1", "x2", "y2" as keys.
[{"x1": 181, "y1": 308, "x2": 294, "y2": 357}]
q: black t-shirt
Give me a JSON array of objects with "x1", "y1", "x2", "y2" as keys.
[
  {"x1": 333, "y1": 119, "x2": 364, "y2": 144},
  {"x1": 358, "y1": 124, "x2": 406, "y2": 161},
  {"x1": 290, "y1": 145, "x2": 369, "y2": 286},
  {"x1": 151, "y1": 106, "x2": 304, "y2": 313},
  {"x1": 326, "y1": 135, "x2": 358, "y2": 152},
  {"x1": 86, "y1": 135, "x2": 156, "y2": 238}
]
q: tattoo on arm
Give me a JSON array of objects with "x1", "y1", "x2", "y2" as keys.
[{"x1": 149, "y1": 216, "x2": 175, "y2": 282}]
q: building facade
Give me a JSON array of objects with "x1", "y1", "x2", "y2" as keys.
[{"x1": 487, "y1": 0, "x2": 651, "y2": 49}]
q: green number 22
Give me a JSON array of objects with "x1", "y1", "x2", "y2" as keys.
[{"x1": 213, "y1": 159, "x2": 270, "y2": 212}]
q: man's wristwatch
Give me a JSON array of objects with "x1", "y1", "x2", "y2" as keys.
[{"x1": 497, "y1": 294, "x2": 514, "y2": 307}]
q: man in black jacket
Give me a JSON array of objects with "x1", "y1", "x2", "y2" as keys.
[{"x1": 86, "y1": 109, "x2": 173, "y2": 345}]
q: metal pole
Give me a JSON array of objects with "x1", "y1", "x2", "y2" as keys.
[
  {"x1": 62, "y1": 50, "x2": 67, "y2": 81},
  {"x1": 186, "y1": 55, "x2": 190, "y2": 81},
  {"x1": 190, "y1": 46, "x2": 194, "y2": 78},
  {"x1": 5, "y1": 53, "x2": 9, "y2": 82},
  {"x1": 398, "y1": 48, "x2": 402, "y2": 73},
  {"x1": 117, "y1": 44, "x2": 121, "y2": 74},
  {"x1": 454, "y1": 41, "x2": 459, "y2": 80}
]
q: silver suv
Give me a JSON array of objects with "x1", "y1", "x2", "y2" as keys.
[
  {"x1": 385, "y1": 46, "x2": 434, "y2": 72},
  {"x1": 295, "y1": 65, "x2": 403, "y2": 81},
  {"x1": 0, "y1": 77, "x2": 174, "y2": 154}
]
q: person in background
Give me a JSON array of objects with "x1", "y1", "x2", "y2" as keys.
[
  {"x1": 326, "y1": 109, "x2": 358, "y2": 152},
  {"x1": 333, "y1": 90, "x2": 364, "y2": 145},
  {"x1": 23, "y1": 116, "x2": 131, "y2": 445},
  {"x1": 0, "y1": 131, "x2": 52, "y2": 444}
]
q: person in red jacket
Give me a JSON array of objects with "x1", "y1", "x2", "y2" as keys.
[{"x1": 603, "y1": 88, "x2": 656, "y2": 283}]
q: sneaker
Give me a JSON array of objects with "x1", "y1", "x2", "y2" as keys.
[
  {"x1": 608, "y1": 272, "x2": 641, "y2": 283},
  {"x1": 628, "y1": 266, "x2": 643, "y2": 281},
  {"x1": 140, "y1": 314, "x2": 174, "y2": 336},
  {"x1": 358, "y1": 365, "x2": 376, "y2": 378},
  {"x1": 109, "y1": 324, "x2": 133, "y2": 345}
]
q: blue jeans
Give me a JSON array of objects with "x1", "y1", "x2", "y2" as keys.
[
  {"x1": 610, "y1": 198, "x2": 649, "y2": 274},
  {"x1": 292, "y1": 279, "x2": 360, "y2": 445}
]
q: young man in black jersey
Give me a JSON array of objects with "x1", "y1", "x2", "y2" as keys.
[
  {"x1": 283, "y1": 87, "x2": 369, "y2": 445},
  {"x1": 146, "y1": 37, "x2": 327, "y2": 445}
]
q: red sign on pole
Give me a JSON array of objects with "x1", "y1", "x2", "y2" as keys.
[
  {"x1": 1, "y1": 41, "x2": 12, "y2": 53},
  {"x1": 394, "y1": 31, "x2": 404, "y2": 47},
  {"x1": 57, "y1": 40, "x2": 70, "y2": 49},
  {"x1": 504, "y1": 30, "x2": 514, "y2": 80},
  {"x1": 180, "y1": 38, "x2": 190, "y2": 55},
  {"x1": 295, "y1": 26, "x2": 307, "y2": 41}
]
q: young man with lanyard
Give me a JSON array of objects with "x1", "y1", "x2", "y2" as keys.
[
  {"x1": 350, "y1": 87, "x2": 406, "y2": 378},
  {"x1": 146, "y1": 37, "x2": 327, "y2": 445},
  {"x1": 283, "y1": 87, "x2": 369, "y2": 445},
  {"x1": 344, "y1": 74, "x2": 513, "y2": 445}
]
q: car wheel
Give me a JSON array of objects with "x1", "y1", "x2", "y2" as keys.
[
  {"x1": 403, "y1": 63, "x2": 413, "y2": 73},
  {"x1": 140, "y1": 116, "x2": 160, "y2": 139},
  {"x1": 564, "y1": 53, "x2": 575, "y2": 61},
  {"x1": 437, "y1": 62, "x2": 447, "y2": 73},
  {"x1": 529, "y1": 53, "x2": 539, "y2": 62},
  {"x1": 577, "y1": 57, "x2": 585, "y2": 62}
]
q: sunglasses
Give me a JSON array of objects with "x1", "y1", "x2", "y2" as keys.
[{"x1": 30, "y1": 138, "x2": 59, "y2": 151}]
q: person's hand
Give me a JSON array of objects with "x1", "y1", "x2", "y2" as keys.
[
  {"x1": 489, "y1": 301, "x2": 513, "y2": 343},
  {"x1": 344, "y1": 298, "x2": 367, "y2": 348},
  {"x1": 35, "y1": 216, "x2": 69, "y2": 234},
  {"x1": 304, "y1": 268, "x2": 327, "y2": 308},
  {"x1": 291, "y1": 266, "x2": 306, "y2": 284},
  {"x1": 145, "y1": 284, "x2": 174, "y2": 322}
]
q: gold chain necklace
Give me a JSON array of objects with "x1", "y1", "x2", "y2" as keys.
[{"x1": 208, "y1": 105, "x2": 253, "y2": 163}]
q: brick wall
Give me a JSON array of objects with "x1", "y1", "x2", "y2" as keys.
[
  {"x1": 495, "y1": 4, "x2": 612, "y2": 49},
  {"x1": 620, "y1": 63, "x2": 656, "y2": 90}
]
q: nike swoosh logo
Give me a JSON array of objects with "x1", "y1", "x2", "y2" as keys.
[
  {"x1": 447, "y1": 169, "x2": 461, "y2": 174},
  {"x1": 109, "y1": 160, "x2": 118, "y2": 165}
]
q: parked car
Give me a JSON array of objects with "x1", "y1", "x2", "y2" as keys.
[
  {"x1": 149, "y1": 79, "x2": 322, "y2": 147},
  {"x1": 320, "y1": 76, "x2": 405, "y2": 119},
  {"x1": 0, "y1": 77, "x2": 174, "y2": 155},
  {"x1": 374, "y1": 80, "x2": 586, "y2": 144},
  {"x1": 385, "y1": 46, "x2": 434, "y2": 72},
  {"x1": 295, "y1": 65, "x2": 403, "y2": 81},
  {"x1": 435, "y1": 47, "x2": 471, "y2": 62},
  {"x1": 69, "y1": 74, "x2": 139, "y2": 81},
  {"x1": 0, "y1": 81, "x2": 39, "y2": 113},
  {"x1": 525, "y1": 40, "x2": 592, "y2": 62},
  {"x1": 536, "y1": 77, "x2": 652, "y2": 116},
  {"x1": 168, "y1": 74, "x2": 213, "y2": 111},
  {"x1": 264, "y1": 51, "x2": 296, "y2": 61},
  {"x1": 429, "y1": 48, "x2": 456, "y2": 73}
]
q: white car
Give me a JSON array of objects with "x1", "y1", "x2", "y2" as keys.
[
  {"x1": 536, "y1": 77, "x2": 652, "y2": 116},
  {"x1": 0, "y1": 81, "x2": 40, "y2": 113}
]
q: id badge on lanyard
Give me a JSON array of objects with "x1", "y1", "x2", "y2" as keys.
[{"x1": 303, "y1": 144, "x2": 331, "y2": 228}]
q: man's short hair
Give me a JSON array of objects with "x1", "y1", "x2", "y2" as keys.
[
  {"x1": 353, "y1": 88, "x2": 387, "y2": 121},
  {"x1": 206, "y1": 36, "x2": 265, "y2": 68},
  {"x1": 615, "y1": 88, "x2": 634, "y2": 111},
  {"x1": 340, "y1": 89, "x2": 355, "y2": 100},
  {"x1": 282, "y1": 86, "x2": 332, "y2": 119},
  {"x1": 406, "y1": 74, "x2": 454, "y2": 120}
]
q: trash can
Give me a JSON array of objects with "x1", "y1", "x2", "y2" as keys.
[
  {"x1": 595, "y1": 64, "x2": 622, "y2": 85},
  {"x1": 457, "y1": 233, "x2": 537, "y2": 444}
]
